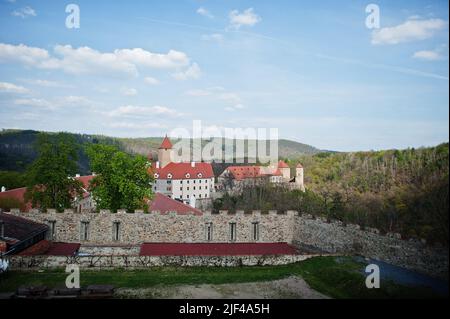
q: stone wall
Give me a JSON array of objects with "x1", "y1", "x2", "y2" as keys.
[
  {"x1": 4, "y1": 209, "x2": 448, "y2": 279},
  {"x1": 293, "y1": 214, "x2": 449, "y2": 280},
  {"x1": 5, "y1": 209, "x2": 295, "y2": 245},
  {"x1": 7, "y1": 254, "x2": 316, "y2": 269}
]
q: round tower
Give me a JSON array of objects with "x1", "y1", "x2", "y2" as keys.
[
  {"x1": 158, "y1": 135, "x2": 174, "y2": 168},
  {"x1": 278, "y1": 160, "x2": 290, "y2": 181}
]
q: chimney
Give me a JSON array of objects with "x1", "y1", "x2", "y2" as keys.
[
  {"x1": 92, "y1": 172, "x2": 96, "y2": 176},
  {"x1": 191, "y1": 161, "x2": 195, "y2": 168},
  {"x1": 75, "y1": 174, "x2": 80, "y2": 178},
  {"x1": 156, "y1": 161, "x2": 160, "y2": 169},
  {"x1": 1, "y1": 186, "x2": 5, "y2": 192}
]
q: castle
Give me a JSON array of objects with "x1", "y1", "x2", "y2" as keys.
[
  {"x1": 149, "y1": 136, "x2": 215, "y2": 207},
  {"x1": 217, "y1": 160, "x2": 305, "y2": 193}
]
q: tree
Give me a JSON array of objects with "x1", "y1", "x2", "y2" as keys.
[
  {"x1": 86, "y1": 144, "x2": 153, "y2": 212},
  {"x1": 25, "y1": 133, "x2": 83, "y2": 211}
]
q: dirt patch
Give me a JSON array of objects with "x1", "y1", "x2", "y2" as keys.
[{"x1": 115, "y1": 276, "x2": 330, "y2": 299}]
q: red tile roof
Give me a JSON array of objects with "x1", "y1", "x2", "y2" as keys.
[
  {"x1": 0, "y1": 187, "x2": 30, "y2": 210},
  {"x1": 149, "y1": 193, "x2": 202, "y2": 215},
  {"x1": 77, "y1": 175, "x2": 95, "y2": 189},
  {"x1": 152, "y1": 162, "x2": 214, "y2": 180},
  {"x1": 18, "y1": 240, "x2": 80, "y2": 256},
  {"x1": 278, "y1": 160, "x2": 289, "y2": 168},
  {"x1": 0, "y1": 175, "x2": 95, "y2": 211},
  {"x1": 226, "y1": 165, "x2": 282, "y2": 181},
  {"x1": 139, "y1": 242, "x2": 298, "y2": 256},
  {"x1": 159, "y1": 136, "x2": 173, "y2": 149}
]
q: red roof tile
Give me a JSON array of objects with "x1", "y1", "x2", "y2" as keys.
[
  {"x1": 278, "y1": 160, "x2": 289, "y2": 168},
  {"x1": 149, "y1": 193, "x2": 202, "y2": 215},
  {"x1": 226, "y1": 165, "x2": 283, "y2": 180},
  {"x1": 18, "y1": 240, "x2": 80, "y2": 256},
  {"x1": 0, "y1": 175, "x2": 94, "y2": 211},
  {"x1": 139, "y1": 242, "x2": 298, "y2": 256},
  {"x1": 159, "y1": 136, "x2": 173, "y2": 149},
  {"x1": 152, "y1": 162, "x2": 214, "y2": 180}
]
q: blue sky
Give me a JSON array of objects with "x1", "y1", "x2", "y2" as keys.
[{"x1": 0, "y1": 0, "x2": 448, "y2": 151}]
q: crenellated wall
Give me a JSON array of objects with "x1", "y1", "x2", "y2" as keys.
[
  {"x1": 4, "y1": 209, "x2": 448, "y2": 278},
  {"x1": 5, "y1": 209, "x2": 296, "y2": 245}
]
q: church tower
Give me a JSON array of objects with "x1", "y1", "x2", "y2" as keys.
[
  {"x1": 295, "y1": 163, "x2": 305, "y2": 191},
  {"x1": 158, "y1": 135, "x2": 174, "y2": 168}
]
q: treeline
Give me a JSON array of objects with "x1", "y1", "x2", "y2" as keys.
[{"x1": 214, "y1": 144, "x2": 449, "y2": 245}]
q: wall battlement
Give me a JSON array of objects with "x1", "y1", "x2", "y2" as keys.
[{"x1": 3, "y1": 209, "x2": 448, "y2": 279}]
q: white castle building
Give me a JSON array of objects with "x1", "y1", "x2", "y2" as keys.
[{"x1": 148, "y1": 136, "x2": 215, "y2": 207}]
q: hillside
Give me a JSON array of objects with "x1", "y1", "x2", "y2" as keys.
[
  {"x1": 216, "y1": 143, "x2": 449, "y2": 244},
  {"x1": 0, "y1": 129, "x2": 322, "y2": 173}
]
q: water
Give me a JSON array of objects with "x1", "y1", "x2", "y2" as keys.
[{"x1": 353, "y1": 256, "x2": 449, "y2": 296}]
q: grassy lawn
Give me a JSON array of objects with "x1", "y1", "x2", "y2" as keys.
[{"x1": 0, "y1": 256, "x2": 444, "y2": 298}]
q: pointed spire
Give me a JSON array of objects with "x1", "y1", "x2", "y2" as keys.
[{"x1": 159, "y1": 135, "x2": 173, "y2": 149}]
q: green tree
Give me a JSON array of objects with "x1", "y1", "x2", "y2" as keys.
[
  {"x1": 86, "y1": 144, "x2": 153, "y2": 212},
  {"x1": 25, "y1": 133, "x2": 83, "y2": 211}
]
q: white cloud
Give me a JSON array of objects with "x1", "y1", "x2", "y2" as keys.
[
  {"x1": 185, "y1": 87, "x2": 244, "y2": 108},
  {"x1": 107, "y1": 105, "x2": 183, "y2": 117},
  {"x1": 144, "y1": 76, "x2": 160, "y2": 85},
  {"x1": 14, "y1": 98, "x2": 52, "y2": 108},
  {"x1": 371, "y1": 18, "x2": 447, "y2": 45},
  {"x1": 185, "y1": 89, "x2": 212, "y2": 97},
  {"x1": 224, "y1": 104, "x2": 245, "y2": 112},
  {"x1": 0, "y1": 43, "x2": 194, "y2": 77},
  {"x1": 108, "y1": 122, "x2": 167, "y2": 129},
  {"x1": 218, "y1": 92, "x2": 241, "y2": 104},
  {"x1": 413, "y1": 50, "x2": 442, "y2": 60},
  {"x1": 12, "y1": 6, "x2": 36, "y2": 18},
  {"x1": 201, "y1": 33, "x2": 224, "y2": 42},
  {"x1": 172, "y1": 63, "x2": 201, "y2": 80},
  {"x1": 0, "y1": 43, "x2": 49, "y2": 66},
  {"x1": 120, "y1": 87, "x2": 138, "y2": 96},
  {"x1": 22, "y1": 79, "x2": 74, "y2": 88},
  {"x1": 59, "y1": 95, "x2": 94, "y2": 106},
  {"x1": 228, "y1": 8, "x2": 261, "y2": 29},
  {"x1": 0, "y1": 82, "x2": 29, "y2": 94},
  {"x1": 413, "y1": 44, "x2": 448, "y2": 61},
  {"x1": 197, "y1": 7, "x2": 214, "y2": 19}
]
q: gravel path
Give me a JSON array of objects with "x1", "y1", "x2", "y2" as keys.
[{"x1": 115, "y1": 276, "x2": 330, "y2": 299}]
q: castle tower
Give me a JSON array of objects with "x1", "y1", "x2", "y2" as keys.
[
  {"x1": 295, "y1": 163, "x2": 305, "y2": 191},
  {"x1": 278, "y1": 160, "x2": 290, "y2": 181},
  {"x1": 158, "y1": 135, "x2": 174, "y2": 168}
]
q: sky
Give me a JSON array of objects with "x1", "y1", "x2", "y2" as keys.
[{"x1": 0, "y1": 0, "x2": 448, "y2": 152}]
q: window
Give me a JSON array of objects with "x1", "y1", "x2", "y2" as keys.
[
  {"x1": 80, "y1": 221, "x2": 89, "y2": 241},
  {"x1": 113, "y1": 221, "x2": 120, "y2": 241},
  {"x1": 47, "y1": 220, "x2": 56, "y2": 240},
  {"x1": 193, "y1": 186, "x2": 196, "y2": 190},
  {"x1": 199, "y1": 194, "x2": 202, "y2": 198},
  {"x1": 180, "y1": 187, "x2": 182, "y2": 191},
  {"x1": 229, "y1": 222, "x2": 237, "y2": 242},
  {"x1": 252, "y1": 222, "x2": 260, "y2": 241},
  {"x1": 205, "y1": 222, "x2": 213, "y2": 241},
  {"x1": 167, "y1": 180, "x2": 172, "y2": 184}
]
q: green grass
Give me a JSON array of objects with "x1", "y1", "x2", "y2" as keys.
[{"x1": 0, "y1": 256, "x2": 445, "y2": 298}]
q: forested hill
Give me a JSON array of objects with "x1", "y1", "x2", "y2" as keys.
[{"x1": 0, "y1": 129, "x2": 322, "y2": 173}]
